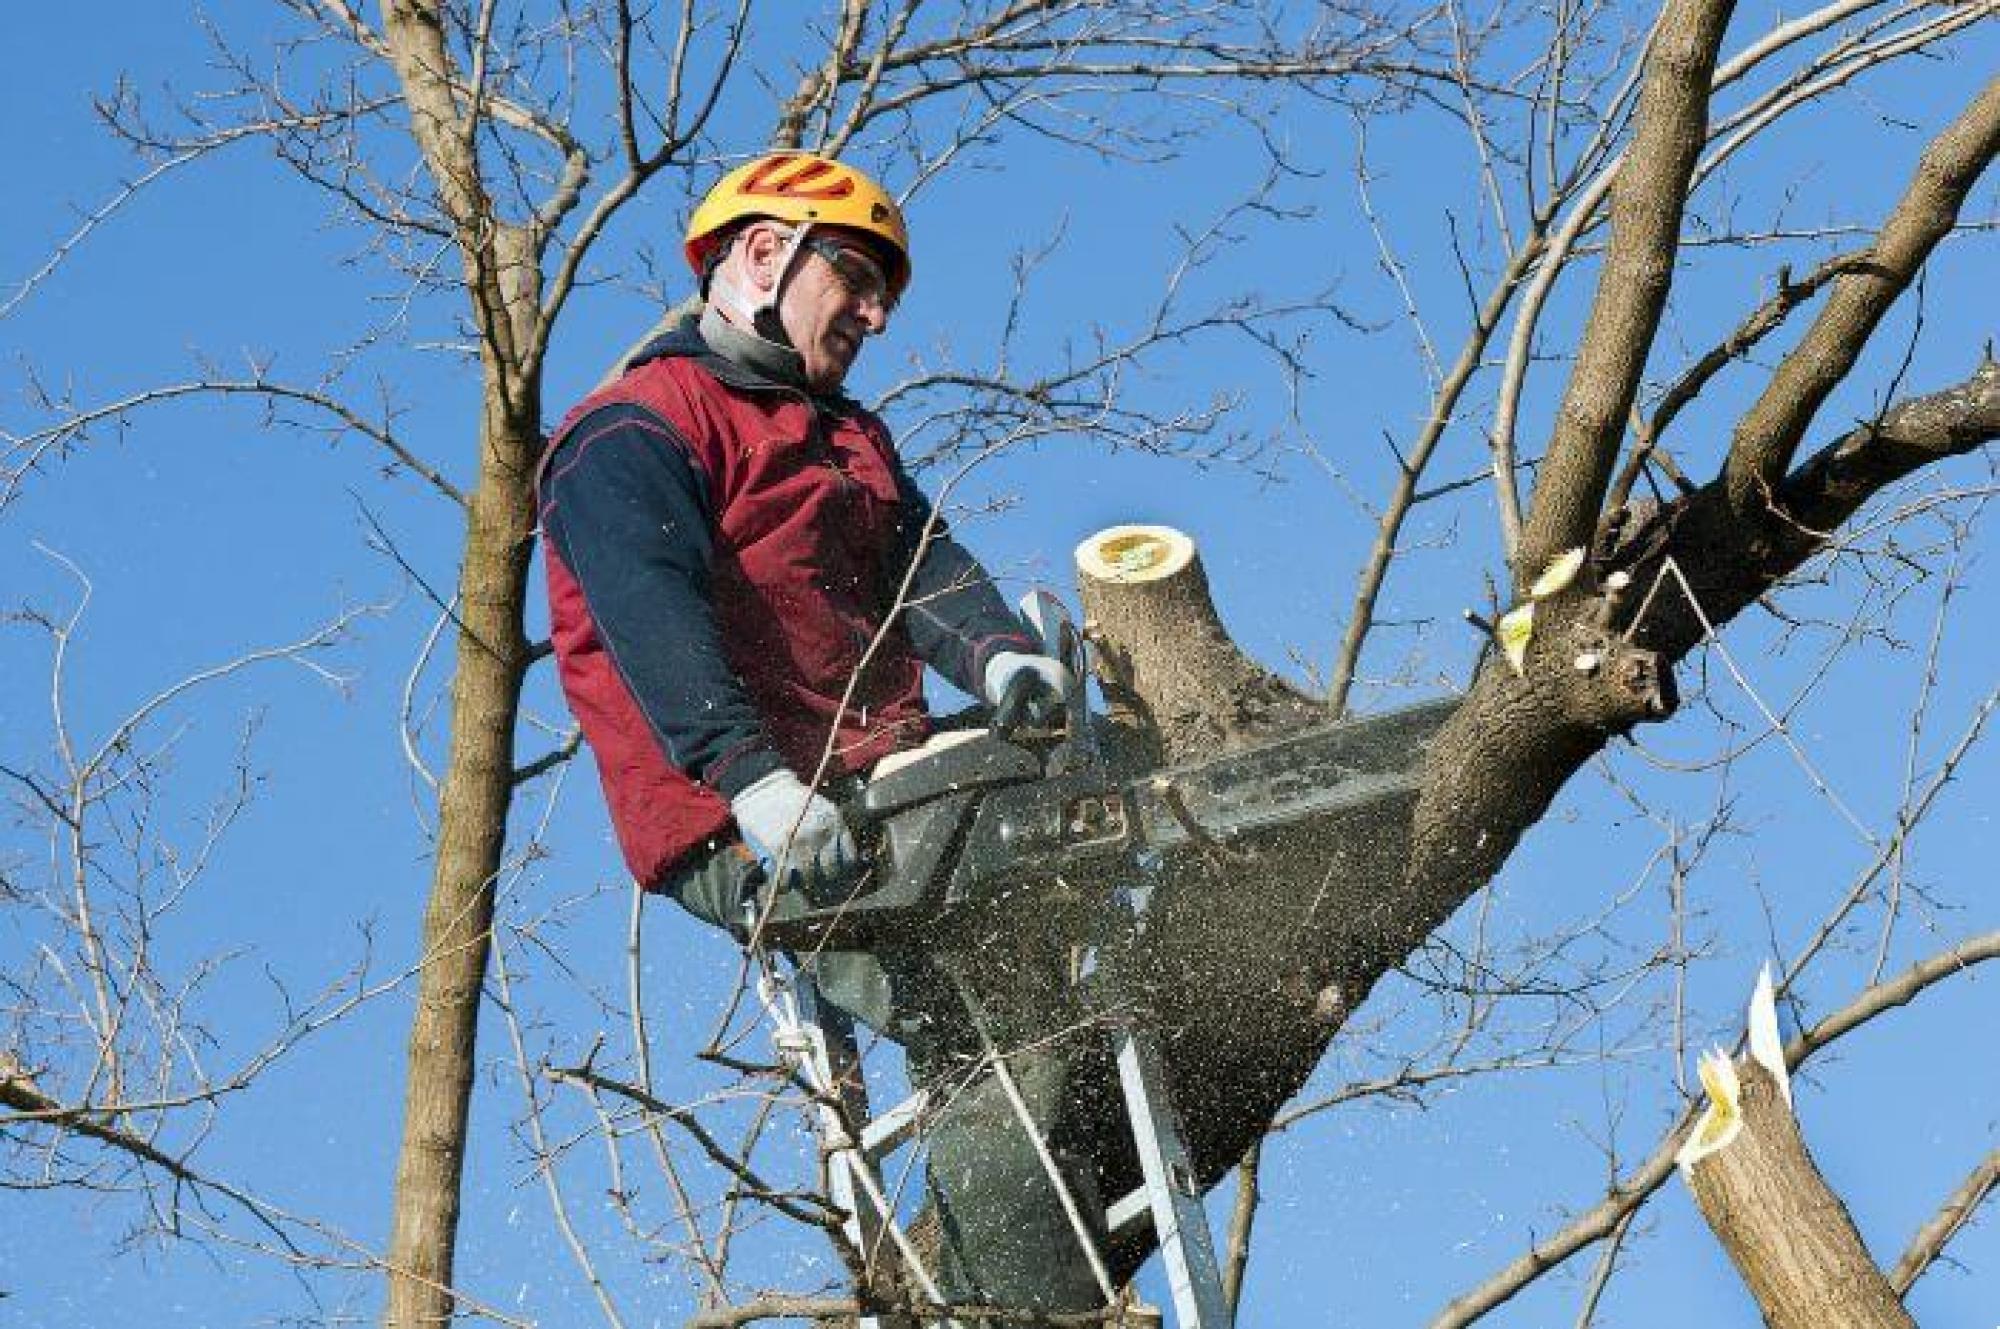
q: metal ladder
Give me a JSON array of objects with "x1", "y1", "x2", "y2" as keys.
[
  {"x1": 753, "y1": 587, "x2": 1234, "y2": 1326},
  {"x1": 754, "y1": 870, "x2": 1235, "y2": 1329}
]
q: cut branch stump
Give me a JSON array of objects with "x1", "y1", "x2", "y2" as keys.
[{"x1": 1067, "y1": 525, "x2": 1424, "y2": 1205}]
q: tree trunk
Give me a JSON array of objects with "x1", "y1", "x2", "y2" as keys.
[
  {"x1": 372, "y1": 2, "x2": 547, "y2": 1320},
  {"x1": 382, "y1": 401, "x2": 539, "y2": 1327},
  {"x1": 1070, "y1": 525, "x2": 1671, "y2": 1203},
  {"x1": 1055, "y1": 366, "x2": 2000, "y2": 1292},
  {"x1": 1682, "y1": 1058, "x2": 1915, "y2": 1329},
  {"x1": 1061, "y1": 349, "x2": 2000, "y2": 1248},
  {"x1": 1075, "y1": 524, "x2": 1320, "y2": 767}
]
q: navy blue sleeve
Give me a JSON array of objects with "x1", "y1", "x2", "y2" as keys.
[
  {"x1": 886, "y1": 464, "x2": 1037, "y2": 699},
  {"x1": 541, "y1": 403, "x2": 785, "y2": 799}
]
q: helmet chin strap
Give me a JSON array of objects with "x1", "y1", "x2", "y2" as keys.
[{"x1": 710, "y1": 223, "x2": 812, "y2": 348}]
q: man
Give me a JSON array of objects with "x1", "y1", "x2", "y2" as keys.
[
  {"x1": 539, "y1": 152, "x2": 1068, "y2": 933},
  {"x1": 537, "y1": 153, "x2": 1110, "y2": 1312}
]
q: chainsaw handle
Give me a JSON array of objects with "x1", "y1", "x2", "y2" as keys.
[
  {"x1": 990, "y1": 668, "x2": 1057, "y2": 740},
  {"x1": 1015, "y1": 588, "x2": 1098, "y2": 772}
]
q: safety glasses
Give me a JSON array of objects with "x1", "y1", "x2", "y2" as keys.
[{"x1": 803, "y1": 235, "x2": 898, "y2": 320}]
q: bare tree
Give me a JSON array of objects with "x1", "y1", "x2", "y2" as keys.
[
  {"x1": 0, "y1": 554, "x2": 411, "y2": 1281},
  {"x1": 3, "y1": 1, "x2": 1995, "y2": 1326}
]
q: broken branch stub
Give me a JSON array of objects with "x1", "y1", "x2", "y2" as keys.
[{"x1": 1679, "y1": 978, "x2": 1915, "y2": 1329}]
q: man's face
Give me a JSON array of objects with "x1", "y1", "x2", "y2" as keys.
[{"x1": 774, "y1": 228, "x2": 896, "y2": 392}]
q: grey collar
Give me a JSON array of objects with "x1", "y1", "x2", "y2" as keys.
[{"x1": 700, "y1": 301, "x2": 809, "y2": 392}]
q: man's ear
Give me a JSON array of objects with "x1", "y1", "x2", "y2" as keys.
[{"x1": 736, "y1": 224, "x2": 782, "y2": 296}]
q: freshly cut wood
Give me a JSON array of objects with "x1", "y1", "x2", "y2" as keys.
[
  {"x1": 1679, "y1": 977, "x2": 1915, "y2": 1329},
  {"x1": 1074, "y1": 525, "x2": 1319, "y2": 766},
  {"x1": 1066, "y1": 523, "x2": 1429, "y2": 1249}
]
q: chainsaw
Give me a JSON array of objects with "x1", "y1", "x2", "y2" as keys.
[{"x1": 759, "y1": 593, "x2": 1455, "y2": 954}]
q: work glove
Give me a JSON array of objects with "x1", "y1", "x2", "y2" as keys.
[
  {"x1": 982, "y1": 651, "x2": 1073, "y2": 728},
  {"x1": 729, "y1": 768, "x2": 858, "y2": 894}
]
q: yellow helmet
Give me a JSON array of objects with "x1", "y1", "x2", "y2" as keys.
[{"x1": 684, "y1": 152, "x2": 910, "y2": 298}]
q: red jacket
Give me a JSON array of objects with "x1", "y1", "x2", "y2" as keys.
[{"x1": 539, "y1": 322, "x2": 1032, "y2": 887}]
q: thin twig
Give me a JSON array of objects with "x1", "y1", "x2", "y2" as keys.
[{"x1": 1890, "y1": 1149, "x2": 1999, "y2": 1296}]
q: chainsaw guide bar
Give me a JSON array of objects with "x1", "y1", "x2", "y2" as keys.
[{"x1": 758, "y1": 698, "x2": 1456, "y2": 953}]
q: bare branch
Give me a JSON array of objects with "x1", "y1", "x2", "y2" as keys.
[
  {"x1": 1608, "y1": 249, "x2": 1872, "y2": 512},
  {"x1": 1488, "y1": 0, "x2": 1958, "y2": 553},
  {"x1": 1781, "y1": 358, "x2": 2000, "y2": 534},
  {"x1": 5, "y1": 149, "x2": 210, "y2": 323},
  {"x1": 314, "y1": 0, "x2": 584, "y2": 164},
  {"x1": 1220, "y1": 1140, "x2": 1260, "y2": 1317},
  {"x1": 1890, "y1": 1148, "x2": 1999, "y2": 1295},
  {"x1": 1328, "y1": 235, "x2": 1543, "y2": 712},
  {"x1": 3, "y1": 1050, "x2": 214, "y2": 1188},
  {"x1": 491, "y1": 909, "x2": 628, "y2": 1329},
  {"x1": 4, "y1": 377, "x2": 464, "y2": 512},
  {"x1": 512, "y1": 730, "x2": 582, "y2": 785},
  {"x1": 543, "y1": 1062, "x2": 843, "y2": 1231},
  {"x1": 1571, "y1": 1209, "x2": 1636, "y2": 1329},
  {"x1": 531, "y1": 3, "x2": 753, "y2": 366},
  {"x1": 1516, "y1": 0, "x2": 1735, "y2": 579},
  {"x1": 1722, "y1": 76, "x2": 2000, "y2": 515},
  {"x1": 772, "y1": 0, "x2": 875, "y2": 150}
]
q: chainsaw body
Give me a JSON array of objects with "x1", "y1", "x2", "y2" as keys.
[{"x1": 757, "y1": 595, "x2": 1454, "y2": 953}]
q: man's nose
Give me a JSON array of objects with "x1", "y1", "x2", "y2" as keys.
[{"x1": 856, "y1": 302, "x2": 888, "y2": 335}]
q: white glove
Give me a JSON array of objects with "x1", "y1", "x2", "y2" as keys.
[
  {"x1": 729, "y1": 769, "x2": 857, "y2": 889},
  {"x1": 982, "y1": 651, "x2": 1073, "y2": 711}
]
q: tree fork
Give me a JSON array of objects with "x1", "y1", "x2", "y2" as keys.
[
  {"x1": 1376, "y1": 581, "x2": 1675, "y2": 989},
  {"x1": 1068, "y1": 522, "x2": 1678, "y2": 1203},
  {"x1": 1063, "y1": 345, "x2": 1989, "y2": 1217}
]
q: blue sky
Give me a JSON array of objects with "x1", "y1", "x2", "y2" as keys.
[{"x1": 3, "y1": 4, "x2": 1996, "y2": 1327}]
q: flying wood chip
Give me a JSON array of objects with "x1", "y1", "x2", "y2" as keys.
[{"x1": 1675, "y1": 964, "x2": 1793, "y2": 1172}]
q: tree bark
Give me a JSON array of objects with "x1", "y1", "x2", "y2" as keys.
[
  {"x1": 1723, "y1": 76, "x2": 2000, "y2": 516},
  {"x1": 1075, "y1": 524, "x2": 1320, "y2": 768},
  {"x1": 374, "y1": 4, "x2": 545, "y2": 1323},
  {"x1": 381, "y1": 404, "x2": 538, "y2": 1328},
  {"x1": 1682, "y1": 1059, "x2": 1915, "y2": 1329},
  {"x1": 1518, "y1": 0, "x2": 1738, "y2": 578}
]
